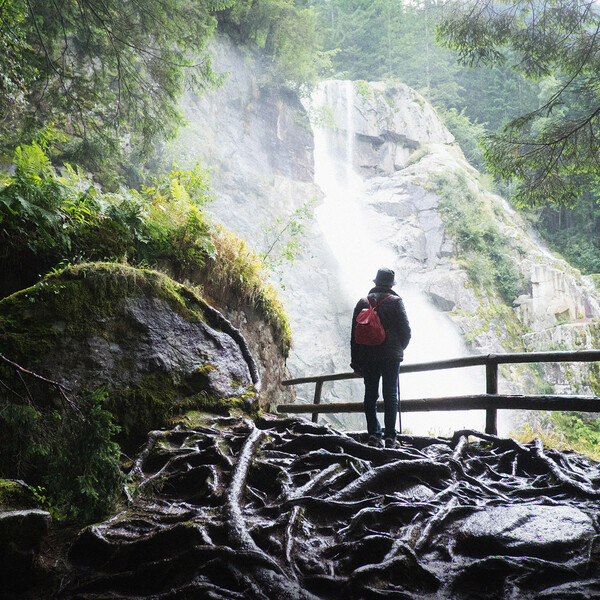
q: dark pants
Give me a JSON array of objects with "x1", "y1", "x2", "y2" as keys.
[{"x1": 362, "y1": 359, "x2": 401, "y2": 439}]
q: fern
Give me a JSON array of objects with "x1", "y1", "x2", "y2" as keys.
[{"x1": 14, "y1": 142, "x2": 53, "y2": 182}]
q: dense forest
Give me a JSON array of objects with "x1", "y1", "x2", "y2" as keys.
[{"x1": 2, "y1": 1, "x2": 600, "y2": 273}]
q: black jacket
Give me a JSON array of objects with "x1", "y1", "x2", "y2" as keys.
[{"x1": 350, "y1": 286, "x2": 411, "y2": 369}]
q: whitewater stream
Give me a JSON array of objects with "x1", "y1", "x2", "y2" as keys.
[{"x1": 309, "y1": 80, "x2": 510, "y2": 437}]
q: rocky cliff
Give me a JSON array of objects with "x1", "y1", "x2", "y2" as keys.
[{"x1": 172, "y1": 34, "x2": 600, "y2": 428}]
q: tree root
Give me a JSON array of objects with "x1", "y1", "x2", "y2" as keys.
[{"x1": 59, "y1": 414, "x2": 600, "y2": 600}]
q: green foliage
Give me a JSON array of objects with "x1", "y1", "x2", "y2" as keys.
[
  {"x1": 307, "y1": 0, "x2": 540, "y2": 172},
  {"x1": 205, "y1": 227, "x2": 293, "y2": 355},
  {"x1": 0, "y1": 1, "x2": 36, "y2": 132},
  {"x1": 0, "y1": 143, "x2": 214, "y2": 296},
  {"x1": 45, "y1": 388, "x2": 123, "y2": 521},
  {"x1": 0, "y1": 0, "x2": 242, "y2": 182},
  {"x1": 437, "y1": 107, "x2": 486, "y2": 170},
  {"x1": 0, "y1": 377, "x2": 122, "y2": 522},
  {"x1": 138, "y1": 164, "x2": 217, "y2": 278},
  {"x1": 433, "y1": 171, "x2": 523, "y2": 304},
  {"x1": 513, "y1": 419, "x2": 600, "y2": 461},
  {"x1": 550, "y1": 412, "x2": 600, "y2": 459},
  {"x1": 260, "y1": 198, "x2": 315, "y2": 287},
  {"x1": 218, "y1": 0, "x2": 328, "y2": 91},
  {"x1": 437, "y1": 0, "x2": 600, "y2": 207},
  {"x1": 524, "y1": 190, "x2": 600, "y2": 275},
  {"x1": 355, "y1": 80, "x2": 374, "y2": 103}
]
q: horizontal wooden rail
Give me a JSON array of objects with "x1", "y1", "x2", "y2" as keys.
[
  {"x1": 281, "y1": 350, "x2": 600, "y2": 387},
  {"x1": 277, "y1": 394, "x2": 600, "y2": 414},
  {"x1": 279, "y1": 350, "x2": 600, "y2": 433}
]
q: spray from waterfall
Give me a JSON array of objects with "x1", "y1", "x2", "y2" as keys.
[{"x1": 310, "y1": 80, "x2": 509, "y2": 436}]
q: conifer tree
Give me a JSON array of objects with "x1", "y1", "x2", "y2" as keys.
[{"x1": 437, "y1": 0, "x2": 600, "y2": 207}]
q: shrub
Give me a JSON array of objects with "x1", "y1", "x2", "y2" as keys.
[
  {"x1": 0, "y1": 370, "x2": 122, "y2": 522},
  {"x1": 203, "y1": 227, "x2": 292, "y2": 355},
  {"x1": 433, "y1": 171, "x2": 523, "y2": 304}
]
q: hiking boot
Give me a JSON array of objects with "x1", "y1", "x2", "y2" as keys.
[
  {"x1": 368, "y1": 435, "x2": 383, "y2": 448},
  {"x1": 384, "y1": 437, "x2": 401, "y2": 449}
]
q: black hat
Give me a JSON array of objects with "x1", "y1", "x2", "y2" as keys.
[{"x1": 373, "y1": 268, "x2": 396, "y2": 287}]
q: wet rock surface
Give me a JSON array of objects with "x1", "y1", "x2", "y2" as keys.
[
  {"x1": 59, "y1": 415, "x2": 600, "y2": 599},
  {"x1": 1, "y1": 509, "x2": 51, "y2": 592}
]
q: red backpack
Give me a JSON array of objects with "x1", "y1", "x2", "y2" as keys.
[{"x1": 355, "y1": 295, "x2": 391, "y2": 346}]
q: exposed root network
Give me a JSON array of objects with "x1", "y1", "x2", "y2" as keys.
[{"x1": 60, "y1": 414, "x2": 600, "y2": 599}]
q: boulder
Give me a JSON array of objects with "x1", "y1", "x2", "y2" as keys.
[
  {"x1": 452, "y1": 504, "x2": 595, "y2": 560},
  {"x1": 0, "y1": 479, "x2": 39, "y2": 511},
  {"x1": 0, "y1": 509, "x2": 51, "y2": 590},
  {"x1": 0, "y1": 263, "x2": 260, "y2": 445}
]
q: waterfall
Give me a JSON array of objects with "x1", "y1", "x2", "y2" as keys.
[{"x1": 310, "y1": 80, "x2": 510, "y2": 436}]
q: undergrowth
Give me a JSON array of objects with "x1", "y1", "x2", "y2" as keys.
[
  {"x1": 431, "y1": 170, "x2": 523, "y2": 305},
  {"x1": 0, "y1": 381, "x2": 122, "y2": 522},
  {"x1": 513, "y1": 414, "x2": 600, "y2": 461},
  {"x1": 0, "y1": 141, "x2": 291, "y2": 354}
]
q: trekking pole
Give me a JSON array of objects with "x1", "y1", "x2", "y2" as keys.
[{"x1": 397, "y1": 375, "x2": 402, "y2": 435}]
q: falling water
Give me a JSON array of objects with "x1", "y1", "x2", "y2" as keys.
[{"x1": 310, "y1": 80, "x2": 509, "y2": 436}]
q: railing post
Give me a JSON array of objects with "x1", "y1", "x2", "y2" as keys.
[
  {"x1": 485, "y1": 357, "x2": 498, "y2": 435},
  {"x1": 312, "y1": 380, "x2": 323, "y2": 423}
]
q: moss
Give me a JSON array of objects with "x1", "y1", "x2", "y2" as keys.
[
  {"x1": 0, "y1": 262, "x2": 214, "y2": 360},
  {"x1": 195, "y1": 363, "x2": 218, "y2": 377},
  {"x1": 104, "y1": 372, "x2": 179, "y2": 451},
  {"x1": 184, "y1": 393, "x2": 244, "y2": 416},
  {"x1": 199, "y1": 228, "x2": 292, "y2": 356},
  {"x1": 0, "y1": 479, "x2": 39, "y2": 510},
  {"x1": 178, "y1": 387, "x2": 260, "y2": 420},
  {"x1": 457, "y1": 301, "x2": 525, "y2": 352},
  {"x1": 406, "y1": 146, "x2": 430, "y2": 166}
]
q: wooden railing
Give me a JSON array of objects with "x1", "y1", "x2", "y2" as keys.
[{"x1": 278, "y1": 350, "x2": 600, "y2": 434}]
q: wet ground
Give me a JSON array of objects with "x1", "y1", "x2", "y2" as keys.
[{"x1": 59, "y1": 414, "x2": 600, "y2": 599}]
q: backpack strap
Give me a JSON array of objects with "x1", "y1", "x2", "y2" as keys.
[{"x1": 367, "y1": 294, "x2": 391, "y2": 310}]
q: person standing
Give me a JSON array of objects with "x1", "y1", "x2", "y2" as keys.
[{"x1": 351, "y1": 268, "x2": 411, "y2": 448}]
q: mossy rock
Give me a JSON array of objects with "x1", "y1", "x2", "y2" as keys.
[
  {"x1": 0, "y1": 262, "x2": 258, "y2": 449},
  {"x1": 0, "y1": 480, "x2": 39, "y2": 511}
]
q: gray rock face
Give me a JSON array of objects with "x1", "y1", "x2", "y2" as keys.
[
  {"x1": 51, "y1": 296, "x2": 253, "y2": 400},
  {"x1": 177, "y1": 33, "x2": 314, "y2": 185}
]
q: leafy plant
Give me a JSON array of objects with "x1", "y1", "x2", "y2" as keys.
[
  {"x1": 0, "y1": 359, "x2": 122, "y2": 522},
  {"x1": 260, "y1": 198, "x2": 315, "y2": 287},
  {"x1": 0, "y1": 143, "x2": 217, "y2": 297},
  {"x1": 433, "y1": 171, "x2": 523, "y2": 304}
]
